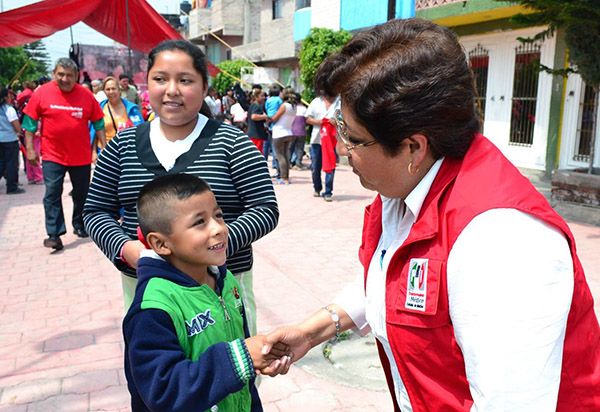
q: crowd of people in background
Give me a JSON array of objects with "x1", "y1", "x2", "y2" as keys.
[
  {"x1": 2, "y1": 62, "x2": 341, "y2": 204},
  {"x1": 0, "y1": 46, "x2": 339, "y2": 315},
  {"x1": 0, "y1": 50, "x2": 353, "y2": 292},
  {"x1": 209, "y1": 82, "x2": 339, "y2": 198}
]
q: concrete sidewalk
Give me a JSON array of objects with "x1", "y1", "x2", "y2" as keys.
[{"x1": 1, "y1": 162, "x2": 599, "y2": 411}]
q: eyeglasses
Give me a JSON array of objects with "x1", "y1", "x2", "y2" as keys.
[{"x1": 334, "y1": 109, "x2": 378, "y2": 153}]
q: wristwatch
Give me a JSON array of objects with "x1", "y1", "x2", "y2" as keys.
[{"x1": 324, "y1": 305, "x2": 341, "y2": 339}]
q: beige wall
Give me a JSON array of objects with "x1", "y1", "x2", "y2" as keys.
[{"x1": 232, "y1": 0, "x2": 296, "y2": 63}]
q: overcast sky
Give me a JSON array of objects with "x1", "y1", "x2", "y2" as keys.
[{"x1": 3, "y1": 0, "x2": 183, "y2": 64}]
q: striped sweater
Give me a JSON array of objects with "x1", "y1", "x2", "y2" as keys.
[{"x1": 83, "y1": 119, "x2": 279, "y2": 277}]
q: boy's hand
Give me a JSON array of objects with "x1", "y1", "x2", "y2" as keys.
[
  {"x1": 245, "y1": 336, "x2": 290, "y2": 370},
  {"x1": 258, "y1": 355, "x2": 292, "y2": 377}
]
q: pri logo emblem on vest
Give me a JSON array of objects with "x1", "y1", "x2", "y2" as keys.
[
  {"x1": 185, "y1": 309, "x2": 216, "y2": 337},
  {"x1": 405, "y1": 258, "x2": 428, "y2": 312}
]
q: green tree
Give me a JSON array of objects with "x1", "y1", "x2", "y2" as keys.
[
  {"x1": 24, "y1": 41, "x2": 51, "y2": 77},
  {"x1": 0, "y1": 47, "x2": 30, "y2": 85},
  {"x1": 298, "y1": 27, "x2": 352, "y2": 102},
  {"x1": 0, "y1": 42, "x2": 50, "y2": 87},
  {"x1": 504, "y1": 0, "x2": 600, "y2": 172},
  {"x1": 212, "y1": 59, "x2": 249, "y2": 95}
]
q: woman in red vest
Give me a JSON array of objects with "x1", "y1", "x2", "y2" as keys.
[{"x1": 262, "y1": 18, "x2": 600, "y2": 410}]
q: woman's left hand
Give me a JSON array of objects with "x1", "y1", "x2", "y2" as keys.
[{"x1": 121, "y1": 240, "x2": 146, "y2": 269}]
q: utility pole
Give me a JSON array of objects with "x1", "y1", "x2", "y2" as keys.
[{"x1": 125, "y1": 0, "x2": 133, "y2": 76}]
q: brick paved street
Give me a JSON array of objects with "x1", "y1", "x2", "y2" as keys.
[{"x1": 1, "y1": 163, "x2": 598, "y2": 411}]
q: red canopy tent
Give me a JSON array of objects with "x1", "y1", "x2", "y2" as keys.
[{"x1": 0, "y1": 0, "x2": 219, "y2": 75}]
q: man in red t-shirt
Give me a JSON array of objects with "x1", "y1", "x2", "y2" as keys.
[{"x1": 23, "y1": 58, "x2": 106, "y2": 251}]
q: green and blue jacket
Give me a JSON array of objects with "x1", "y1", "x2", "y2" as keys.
[{"x1": 123, "y1": 256, "x2": 262, "y2": 411}]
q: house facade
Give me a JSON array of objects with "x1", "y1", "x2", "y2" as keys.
[
  {"x1": 187, "y1": 0, "x2": 302, "y2": 88},
  {"x1": 418, "y1": 0, "x2": 599, "y2": 174},
  {"x1": 185, "y1": 0, "x2": 599, "y2": 173}
]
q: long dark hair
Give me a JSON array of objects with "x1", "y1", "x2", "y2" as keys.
[
  {"x1": 0, "y1": 84, "x2": 9, "y2": 109},
  {"x1": 147, "y1": 40, "x2": 213, "y2": 119}
]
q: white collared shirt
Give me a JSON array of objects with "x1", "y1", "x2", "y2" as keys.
[
  {"x1": 149, "y1": 114, "x2": 208, "y2": 171},
  {"x1": 335, "y1": 159, "x2": 573, "y2": 411}
]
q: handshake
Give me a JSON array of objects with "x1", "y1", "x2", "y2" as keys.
[{"x1": 244, "y1": 324, "x2": 313, "y2": 377}]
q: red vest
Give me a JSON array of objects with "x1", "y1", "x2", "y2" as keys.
[{"x1": 359, "y1": 135, "x2": 600, "y2": 411}]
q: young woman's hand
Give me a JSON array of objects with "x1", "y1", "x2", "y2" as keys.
[{"x1": 121, "y1": 240, "x2": 146, "y2": 269}]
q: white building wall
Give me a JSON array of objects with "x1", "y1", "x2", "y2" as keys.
[
  {"x1": 461, "y1": 26, "x2": 555, "y2": 170},
  {"x1": 559, "y1": 74, "x2": 600, "y2": 169},
  {"x1": 311, "y1": 0, "x2": 341, "y2": 30}
]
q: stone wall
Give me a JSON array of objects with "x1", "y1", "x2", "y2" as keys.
[{"x1": 551, "y1": 169, "x2": 600, "y2": 207}]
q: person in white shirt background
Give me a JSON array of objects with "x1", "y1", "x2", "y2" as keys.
[
  {"x1": 204, "y1": 86, "x2": 223, "y2": 121},
  {"x1": 304, "y1": 92, "x2": 339, "y2": 201},
  {"x1": 262, "y1": 18, "x2": 600, "y2": 411},
  {"x1": 91, "y1": 79, "x2": 107, "y2": 103},
  {"x1": 269, "y1": 88, "x2": 298, "y2": 184},
  {"x1": 0, "y1": 84, "x2": 25, "y2": 195}
]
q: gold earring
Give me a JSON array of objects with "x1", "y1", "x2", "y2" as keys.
[{"x1": 408, "y1": 162, "x2": 420, "y2": 176}]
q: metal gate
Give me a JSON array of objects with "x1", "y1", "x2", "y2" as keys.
[
  {"x1": 574, "y1": 83, "x2": 598, "y2": 162},
  {"x1": 468, "y1": 44, "x2": 489, "y2": 126},
  {"x1": 509, "y1": 43, "x2": 541, "y2": 146}
]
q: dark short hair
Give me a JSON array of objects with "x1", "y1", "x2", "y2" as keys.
[
  {"x1": 137, "y1": 174, "x2": 212, "y2": 238},
  {"x1": 315, "y1": 18, "x2": 479, "y2": 159},
  {"x1": 54, "y1": 58, "x2": 79, "y2": 74},
  {"x1": 118, "y1": 73, "x2": 130, "y2": 81},
  {"x1": 148, "y1": 40, "x2": 209, "y2": 86},
  {"x1": 268, "y1": 84, "x2": 281, "y2": 97}
]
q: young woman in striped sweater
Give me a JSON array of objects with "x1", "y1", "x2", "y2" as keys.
[{"x1": 83, "y1": 40, "x2": 279, "y2": 335}]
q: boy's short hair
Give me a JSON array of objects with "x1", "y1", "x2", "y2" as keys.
[
  {"x1": 137, "y1": 174, "x2": 212, "y2": 239},
  {"x1": 268, "y1": 84, "x2": 281, "y2": 97}
]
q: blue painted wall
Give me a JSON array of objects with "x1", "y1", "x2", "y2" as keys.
[
  {"x1": 340, "y1": 0, "x2": 387, "y2": 31},
  {"x1": 293, "y1": 7, "x2": 312, "y2": 41},
  {"x1": 293, "y1": 1, "x2": 416, "y2": 41},
  {"x1": 396, "y1": 0, "x2": 416, "y2": 19},
  {"x1": 340, "y1": 0, "x2": 415, "y2": 31}
]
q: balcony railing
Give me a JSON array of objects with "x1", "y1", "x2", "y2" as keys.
[{"x1": 416, "y1": 0, "x2": 465, "y2": 9}]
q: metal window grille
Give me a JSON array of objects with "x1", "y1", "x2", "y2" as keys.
[
  {"x1": 574, "y1": 83, "x2": 597, "y2": 162},
  {"x1": 416, "y1": 0, "x2": 464, "y2": 8},
  {"x1": 468, "y1": 44, "x2": 489, "y2": 126},
  {"x1": 509, "y1": 43, "x2": 541, "y2": 146}
]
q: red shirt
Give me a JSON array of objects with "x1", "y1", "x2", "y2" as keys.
[
  {"x1": 23, "y1": 82, "x2": 103, "y2": 166},
  {"x1": 16, "y1": 88, "x2": 33, "y2": 110}
]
